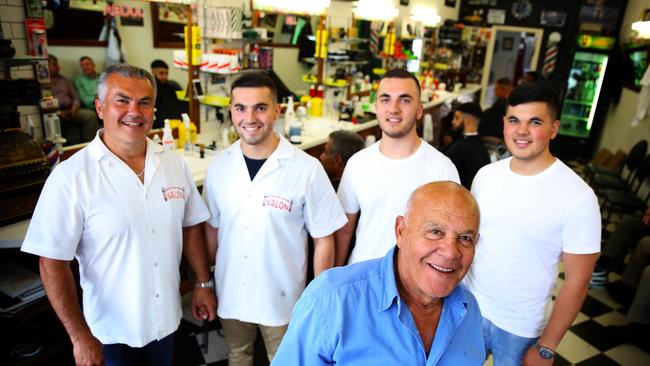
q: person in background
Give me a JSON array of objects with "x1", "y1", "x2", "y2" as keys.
[
  {"x1": 273, "y1": 182, "x2": 485, "y2": 365},
  {"x1": 465, "y1": 81, "x2": 600, "y2": 366},
  {"x1": 444, "y1": 102, "x2": 490, "y2": 189},
  {"x1": 479, "y1": 77, "x2": 512, "y2": 139},
  {"x1": 21, "y1": 64, "x2": 217, "y2": 366},
  {"x1": 319, "y1": 130, "x2": 365, "y2": 190},
  {"x1": 49, "y1": 54, "x2": 99, "y2": 142},
  {"x1": 335, "y1": 68, "x2": 459, "y2": 267},
  {"x1": 607, "y1": 237, "x2": 650, "y2": 348},
  {"x1": 202, "y1": 71, "x2": 347, "y2": 366},
  {"x1": 150, "y1": 59, "x2": 188, "y2": 129},
  {"x1": 74, "y1": 56, "x2": 100, "y2": 110}
]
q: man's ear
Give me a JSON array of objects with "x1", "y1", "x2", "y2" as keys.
[
  {"x1": 395, "y1": 215, "x2": 405, "y2": 248},
  {"x1": 95, "y1": 99, "x2": 103, "y2": 120}
]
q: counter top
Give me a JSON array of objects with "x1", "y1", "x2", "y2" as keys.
[{"x1": 0, "y1": 84, "x2": 480, "y2": 248}]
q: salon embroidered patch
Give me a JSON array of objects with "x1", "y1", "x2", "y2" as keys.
[
  {"x1": 162, "y1": 186, "x2": 185, "y2": 201},
  {"x1": 262, "y1": 195, "x2": 293, "y2": 212}
]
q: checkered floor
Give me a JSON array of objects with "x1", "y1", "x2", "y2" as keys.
[{"x1": 483, "y1": 269, "x2": 650, "y2": 366}]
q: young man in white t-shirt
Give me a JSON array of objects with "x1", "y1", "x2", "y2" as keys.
[
  {"x1": 335, "y1": 69, "x2": 459, "y2": 266},
  {"x1": 465, "y1": 82, "x2": 601, "y2": 366}
]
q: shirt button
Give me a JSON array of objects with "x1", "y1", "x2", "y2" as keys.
[
  {"x1": 244, "y1": 255, "x2": 248, "y2": 259},
  {"x1": 154, "y1": 262, "x2": 158, "y2": 267},
  {"x1": 152, "y1": 229, "x2": 155, "y2": 234},
  {"x1": 156, "y1": 294, "x2": 160, "y2": 298}
]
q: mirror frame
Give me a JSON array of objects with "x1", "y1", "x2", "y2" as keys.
[{"x1": 151, "y1": 2, "x2": 186, "y2": 49}]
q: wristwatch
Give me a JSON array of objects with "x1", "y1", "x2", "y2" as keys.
[
  {"x1": 535, "y1": 343, "x2": 555, "y2": 359},
  {"x1": 196, "y1": 279, "x2": 215, "y2": 289}
]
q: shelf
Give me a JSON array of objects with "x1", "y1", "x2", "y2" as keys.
[
  {"x1": 0, "y1": 56, "x2": 47, "y2": 67},
  {"x1": 564, "y1": 99, "x2": 593, "y2": 106},
  {"x1": 329, "y1": 37, "x2": 369, "y2": 45},
  {"x1": 561, "y1": 114, "x2": 589, "y2": 122},
  {"x1": 301, "y1": 57, "x2": 368, "y2": 66},
  {"x1": 301, "y1": 74, "x2": 347, "y2": 88}
]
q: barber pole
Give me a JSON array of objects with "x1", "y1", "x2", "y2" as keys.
[{"x1": 542, "y1": 32, "x2": 562, "y2": 78}]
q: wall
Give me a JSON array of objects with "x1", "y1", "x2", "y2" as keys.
[
  {"x1": 597, "y1": 0, "x2": 650, "y2": 153},
  {"x1": 0, "y1": 0, "x2": 44, "y2": 138}
]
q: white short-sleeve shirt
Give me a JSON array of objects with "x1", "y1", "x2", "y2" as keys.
[
  {"x1": 465, "y1": 158, "x2": 601, "y2": 338},
  {"x1": 203, "y1": 137, "x2": 347, "y2": 326},
  {"x1": 21, "y1": 133, "x2": 210, "y2": 347},
  {"x1": 337, "y1": 140, "x2": 460, "y2": 264}
]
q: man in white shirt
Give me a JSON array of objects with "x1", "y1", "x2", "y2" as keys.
[
  {"x1": 21, "y1": 64, "x2": 217, "y2": 366},
  {"x1": 202, "y1": 71, "x2": 347, "y2": 366},
  {"x1": 335, "y1": 68, "x2": 459, "y2": 266},
  {"x1": 465, "y1": 81, "x2": 601, "y2": 366}
]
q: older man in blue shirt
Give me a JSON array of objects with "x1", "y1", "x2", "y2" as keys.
[{"x1": 273, "y1": 181, "x2": 485, "y2": 365}]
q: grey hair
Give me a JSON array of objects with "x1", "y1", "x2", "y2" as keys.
[
  {"x1": 328, "y1": 130, "x2": 365, "y2": 164},
  {"x1": 97, "y1": 64, "x2": 157, "y2": 103}
]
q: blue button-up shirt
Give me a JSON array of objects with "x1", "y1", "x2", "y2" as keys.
[{"x1": 273, "y1": 246, "x2": 485, "y2": 365}]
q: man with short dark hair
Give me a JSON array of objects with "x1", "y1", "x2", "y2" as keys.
[
  {"x1": 465, "y1": 82, "x2": 600, "y2": 366},
  {"x1": 74, "y1": 56, "x2": 100, "y2": 110},
  {"x1": 319, "y1": 130, "x2": 365, "y2": 190},
  {"x1": 335, "y1": 68, "x2": 459, "y2": 267},
  {"x1": 49, "y1": 54, "x2": 99, "y2": 142},
  {"x1": 479, "y1": 77, "x2": 512, "y2": 139},
  {"x1": 273, "y1": 181, "x2": 485, "y2": 364},
  {"x1": 444, "y1": 102, "x2": 490, "y2": 189},
  {"x1": 150, "y1": 59, "x2": 187, "y2": 128},
  {"x1": 202, "y1": 71, "x2": 347, "y2": 366},
  {"x1": 22, "y1": 64, "x2": 216, "y2": 366}
]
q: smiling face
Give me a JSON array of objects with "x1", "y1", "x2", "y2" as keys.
[
  {"x1": 230, "y1": 86, "x2": 280, "y2": 150},
  {"x1": 503, "y1": 101, "x2": 559, "y2": 173},
  {"x1": 95, "y1": 73, "x2": 155, "y2": 152},
  {"x1": 375, "y1": 77, "x2": 423, "y2": 140},
  {"x1": 80, "y1": 58, "x2": 95, "y2": 76},
  {"x1": 395, "y1": 182, "x2": 479, "y2": 306}
]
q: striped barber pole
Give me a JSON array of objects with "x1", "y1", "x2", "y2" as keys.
[
  {"x1": 543, "y1": 32, "x2": 562, "y2": 78},
  {"x1": 369, "y1": 22, "x2": 379, "y2": 56}
]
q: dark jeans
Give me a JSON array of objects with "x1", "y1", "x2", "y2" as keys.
[{"x1": 103, "y1": 331, "x2": 175, "y2": 366}]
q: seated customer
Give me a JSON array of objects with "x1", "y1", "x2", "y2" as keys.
[
  {"x1": 49, "y1": 55, "x2": 99, "y2": 143},
  {"x1": 444, "y1": 102, "x2": 490, "y2": 189},
  {"x1": 319, "y1": 130, "x2": 365, "y2": 190},
  {"x1": 74, "y1": 56, "x2": 100, "y2": 110},
  {"x1": 273, "y1": 181, "x2": 485, "y2": 365},
  {"x1": 151, "y1": 59, "x2": 188, "y2": 129},
  {"x1": 479, "y1": 77, "x2": 512, "y2": 139}
]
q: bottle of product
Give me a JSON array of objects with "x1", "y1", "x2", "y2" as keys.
[
  {"x1": 288, "y1": 119, "x2": 302, "y2": 144},
  {"x1": 181, "y1": 113, "x2": 192, "y2": 153},
  {"x1": 285, "y1": 96, "x2": 296, "y2": 123},
  {"x1": 162, "y1": 119, "x2": 175, "y2": 150}
]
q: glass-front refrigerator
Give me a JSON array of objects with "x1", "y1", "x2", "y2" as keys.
[{"x1": 559, "y1": 51, "x2": 608, "y2": 138}]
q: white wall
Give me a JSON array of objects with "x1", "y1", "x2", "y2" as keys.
[{"x1": 598, "y1": 0, "x2": 650, "y2": 153}]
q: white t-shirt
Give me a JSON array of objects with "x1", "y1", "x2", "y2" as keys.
[
  {"x1": 21, "y1": 134, "x2": 210, "y2": 347},
  {"x1": 338, "y1": 140, "x2": 459, "y2": 264},
  {"x1": 465, "y1": 157, "x2": 601, "y2": 338},
  {"x1": 203, "y1": 136, "x2": 347, "y2": 326}
]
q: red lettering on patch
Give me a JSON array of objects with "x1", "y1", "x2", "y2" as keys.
[
  {"x1": 161, "y1": 186, "x2": 185, "y2": 201},
  {"x1": 262, "y1": 195, "x2": 293, "y2": 212}
]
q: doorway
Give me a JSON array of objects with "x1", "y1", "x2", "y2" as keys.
[{"x1": 479, "y1": 26, "x2": 544, "y2": 108}]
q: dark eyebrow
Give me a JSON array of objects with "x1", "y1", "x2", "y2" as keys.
[{"x1": 379, "y1": 93, "x2": 414, "y2": 99}]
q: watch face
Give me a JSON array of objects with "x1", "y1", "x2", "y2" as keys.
[{"x1": 539, "y1": 348, "x2": 554, "y2": 359}]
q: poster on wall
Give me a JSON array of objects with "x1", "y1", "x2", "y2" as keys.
[
  {"x1": 540, "y1": 10, "x2": 567, "y2": 27},
  {"x1": 25, "y1": 18, "x2": 48, "y2": 57},
  {"x1": 487, "y1": 9, "x2": 506, "y2": 24},
  {"x1": 579, "y1": 0, "x2": 622, "y2": 37}
]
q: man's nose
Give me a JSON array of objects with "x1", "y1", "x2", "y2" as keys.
[{"x1": 438, "y1": 235, "x2": 462, "y2": 259}]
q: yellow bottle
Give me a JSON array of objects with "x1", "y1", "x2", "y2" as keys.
[
  {"x1": 310, "y1": 97, "x2": 323, "y2": 117},
  {"x1": 177, "y1": 122, "x2": 186, "y2": 149}
]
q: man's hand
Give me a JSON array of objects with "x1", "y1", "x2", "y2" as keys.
[
  {"x1": 522, "y1": 345, "x2": 553, "y2": 366},
  {"x1": 71, "y1": 332, "x2": 104, "y2": 366},
  {"x1": 191, "y1": 287, "x2": 217, "y2": 321}
]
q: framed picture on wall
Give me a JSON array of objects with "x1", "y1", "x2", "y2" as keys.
[
  {"x1": 24, "y1": 0, "x2": 43, "y2": 19},
  {"x1": 502, "y1": 36, "x2": 514, "y2": 51}
]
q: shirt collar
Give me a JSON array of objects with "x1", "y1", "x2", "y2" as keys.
[
  {"x1": 87, "y1": 129, "x2": 163, "y2": 162},
  {"x1": 379, "y1": 246, "x2": 470, "y2": 313},
  {"x1": 227, "y1": 133, "x2": 296, "y2": 162}
]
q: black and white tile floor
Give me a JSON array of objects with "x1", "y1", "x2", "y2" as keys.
[{"x1": 175, "y1": 270, "x2": 650, "y2": 366}]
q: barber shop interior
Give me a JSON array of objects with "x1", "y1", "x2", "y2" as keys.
[{"x1": 2, "y1": 0, "x2": 650, "y2": 365}]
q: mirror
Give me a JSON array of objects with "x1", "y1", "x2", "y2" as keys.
[
  {"x1": 479, "y1": 26, "x2": 544, "y2": 108},
  {"x1": 45, "y1": 0, "x2": 108, "y2": 46},
  {"x1": 151, "y1": 2, "x2": 187, "y2": 49}
]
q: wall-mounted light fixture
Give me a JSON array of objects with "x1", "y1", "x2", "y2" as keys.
[{"x1": 352, "y1": 0, "x2": 398, "y2": 21}]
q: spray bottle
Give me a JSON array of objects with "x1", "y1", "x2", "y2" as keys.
[{"x1": 162, "y1": 119, "x2": 175, "y2": 150}]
